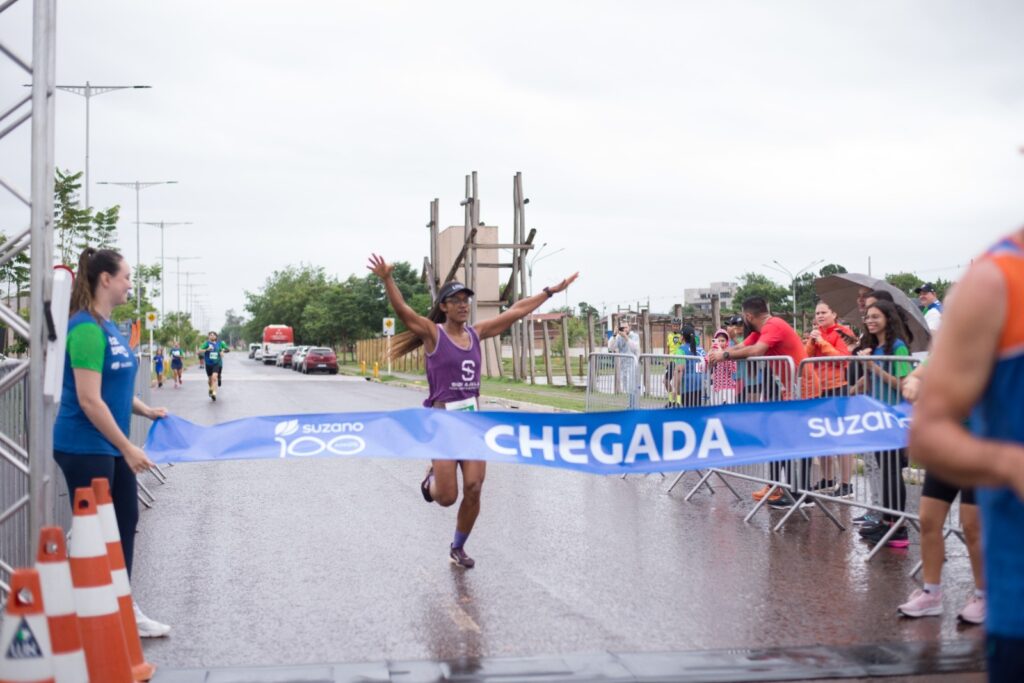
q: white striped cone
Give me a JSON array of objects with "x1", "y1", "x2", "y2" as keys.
[
  {"x1": 68, "y1": 488, "x2": 133, "y2": 683},
  {"x1": 0, "y1": 568, "x2": 55, "y2": 683},
  {"x1": 90, "y1": 478, "x2": 154, "y2": 681},
  {"x1": 35, "y1": 527, "x2": 88, "y2": 683}
]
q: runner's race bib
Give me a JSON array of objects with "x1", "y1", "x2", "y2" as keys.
[{"x1": 445, "y1": 397, "x2": 479, "y2": 412}]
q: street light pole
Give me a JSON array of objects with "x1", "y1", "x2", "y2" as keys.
[
  {"x1": 96, "y1": 180, "x2": 177, "y2": 328},
  {"x1": 138, "y1": 221, "x2": 192, "y2": 321},
  {"x1": 170, "y1": 257, "x2": 201, "y2": 313},
  {"x1": 763, "y1": 259, "x2": 824, "y2": 328},
  {"x1": 51, "y1": 82, "x2": 151, "y2": 209}
]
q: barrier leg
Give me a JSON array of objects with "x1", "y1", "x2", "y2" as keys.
[
  {"x1": 772, "y1": 491, "x2": 812, "y2": 531},
  {"x1": 137, "y1": 481, "x2": 156, "y2": 504},
  {"x1": 711, "y1": 470, "x2": 743, "y2": 501},
  {"x1": 865, "y1": 516, "x2": 908, "y2": 562},
  {"x1": 744, "y1": 484, "x2": 778, "y2": 523},
  {"x1": 812, "y1": 496, "x2": 847, "y2": 531},
  {"x1": 681, "y1": 470, "x2": 717, "y2": 501}
]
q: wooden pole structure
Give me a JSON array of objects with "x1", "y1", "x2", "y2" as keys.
[
  {"x1": 541, "y1": 318, "x2": 553, "y2": 385},
  {"x1": 561, "y1": 317, "x2": 574, "y2": 387},
  {"x1": 711, "y1": 294, "x2": 721, "y2": 332}
]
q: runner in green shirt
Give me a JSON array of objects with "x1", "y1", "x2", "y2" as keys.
[{"x1": 199, "y1": 331, "x2": 229, "y2": 401}]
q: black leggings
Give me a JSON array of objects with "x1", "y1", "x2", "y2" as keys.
[
  {"x1": 875, "y1": 448, "x2": 908, "y2": 522},
  {"x1": 54, "y1": 452, "x2": 139, "y2": 578},
  {"x1": 770, "y1": 459, "x2": 813, "y2": 491}
]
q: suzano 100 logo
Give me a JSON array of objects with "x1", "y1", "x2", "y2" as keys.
[{"x1": 274, "y1": 419, "x2": 366, "y2": 458}]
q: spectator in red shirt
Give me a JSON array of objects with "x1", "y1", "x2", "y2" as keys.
[{"x1": 708, "y1": 296, "x2": 815, "y2": 506}]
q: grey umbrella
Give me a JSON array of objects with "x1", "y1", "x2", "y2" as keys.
[{"x1": 814, "y1": 273, "x2": 931, "y2": 352}]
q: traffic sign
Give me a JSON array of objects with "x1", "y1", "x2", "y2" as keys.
[
  {"x1": 145, "y1": 311, "x2": 160, "y2": 328},
  {"x1": 382, "y1": 317, "x2": 395, "y2": 336}
]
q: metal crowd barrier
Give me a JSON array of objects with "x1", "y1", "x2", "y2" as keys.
[
  {"x1": 585, "y1": 351, "x2": 961, "y2": 565},
  {"x1": 585, "y1": 353, "x2": 640, "y2": 412}
]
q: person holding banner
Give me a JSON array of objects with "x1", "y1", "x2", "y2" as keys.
[
  {"x1": 53, "y1": 247, "x2": 171, "y2": 637},
  {"x1": 368, "y1": 253, "x2": 578, "y2": 569},
  {"x1": 910, "y1": 228, "x2": 1024, "y2": 681}
]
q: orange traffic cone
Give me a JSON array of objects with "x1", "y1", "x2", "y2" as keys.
[
  {"x1": 68, "y1": 487, "x2": 133, "y2": 683},
  {"x1": 91, "y1": 479, "x2": 155, "y2": 681},
  {"x1": 0, "y1": 568, "x2": 54, "y2": 683},
  {"x1": 35, "y1": 528, "x2": 88, "y2": 683}
]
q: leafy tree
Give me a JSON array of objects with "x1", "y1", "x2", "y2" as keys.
[
  {"x1": 577, "y1": 301, "x2": 599, "y2": 319},
  {"x1": 884, "y1": 272, "x2": 924, "y2": 298},
  {"x1": 156, "y1": 311, "x2": 201, "y2": 350},
  {"x1": 548, "y1": 307, "x2": 586, "y2": 357},
  {"x1": 53, "y1": 169, "x2": 120, "y2": 265},
  {"x1": 819, "y1": 263, "x2": 848, "y2": 277},
  {"x1": 220, "y1": 309, "x2": 248, "y2": 347},
  {"x1": 731, "y1": 272, "x2": 790, "y2": 315}
]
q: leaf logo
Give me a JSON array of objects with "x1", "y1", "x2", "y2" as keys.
[{"x1": 275, "y1": 419, "x2": 299, "y2": 437}]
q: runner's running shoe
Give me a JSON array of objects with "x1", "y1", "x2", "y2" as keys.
[
  {"x1": 957, "y1": 595, "x2": 986, "y2": 625},
  {"x1": 898, "y1": 589, "x2": 943, "y2": 617},
  {"x1": 449, "y1": 544, "x2": 475, "y2": 569},
  {"x1": 420, "y1": 467, "x2": 434, "y2": 503}
]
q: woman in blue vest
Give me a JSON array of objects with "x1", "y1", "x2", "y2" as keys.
[{"x1": 53, "y1": 247, "x2": 171, "y2": 637}]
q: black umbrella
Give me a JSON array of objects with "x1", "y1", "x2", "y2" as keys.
[{"x1": 814, "y1": 273, "x2": 931, "y2": 352}]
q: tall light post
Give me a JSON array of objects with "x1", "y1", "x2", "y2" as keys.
[
  {"x1": 764, "y1": 259, "x2": 824, "y2": 327},
  {"x1": 138, "y1": 221, "x2": 192, "y2": 321},
  {"x1": 169, "y1": 256, "x2": 201, "y2": 313},
  {"x1": 96, "y1": 180, "x2": 177, "y2": 327},
  {"x1": 50, "y1": 82, "x2": 151, "y2": 209}
]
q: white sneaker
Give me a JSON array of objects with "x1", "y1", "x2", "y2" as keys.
[{"x1": 133, "y1": 602, "x2": 171, "y2": 638}]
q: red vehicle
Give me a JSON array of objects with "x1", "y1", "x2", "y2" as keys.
[
  {"x1": 262, "y1": 325, "x2": 294, "y2": 365},
  {"x1": 301, "y1": 347, "x2": 338, "y2": 374}
]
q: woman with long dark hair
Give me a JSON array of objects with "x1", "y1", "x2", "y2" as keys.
[
  {"x1": 670, "y1": 323, "x2": 706, "y2": 407},
  {"x1": 850, "y1": 299, "x2": 914, "y2": 547},
  {"x1": 368, "y1": 253, "x2": 577, "y2": 569},
  {"x1": 53, "y1": 247, "x2": 170, "y2": 636}
]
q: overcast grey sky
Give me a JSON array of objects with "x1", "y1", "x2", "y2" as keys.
[{"x1": 2, "y1": 1, "x2": 1022, "y2": 330}]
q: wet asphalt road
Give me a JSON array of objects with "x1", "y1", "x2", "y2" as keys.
[{"x1": 131, "y1": 354, "x2": 981, "y2": 670}]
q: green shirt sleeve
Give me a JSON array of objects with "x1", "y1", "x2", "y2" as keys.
[
  {"x1": 67, "y1": 322, "x2": 106, "y2": 373},
  {"x1": 893, "y1": 344, "x2": 912, "y2": 378}
]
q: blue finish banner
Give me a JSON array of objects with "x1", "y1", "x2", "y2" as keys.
[{"x1": 145, "y1": 396, "x2": 912, "y2": 475}]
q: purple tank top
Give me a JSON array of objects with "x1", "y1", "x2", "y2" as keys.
[{"x1": 424, "y1": 324, "x2": 481, "y2": 407}]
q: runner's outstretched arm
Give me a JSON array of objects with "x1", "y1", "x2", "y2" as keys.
[
  {"x1": 367, "y1": 254, "x2": 436, "y2": 345},
  {"x1": 475, "y1": 272, "x2": 579, "y2": 340},
  {"x1": 910, "y1": 260, "x2": 1024, "y2": 497}
]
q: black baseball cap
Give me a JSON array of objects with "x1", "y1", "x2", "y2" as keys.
[
  {"x1": 438, "y1": 281, "x2": 475, "y2": 302},
  {"x1": 725, "y1": 314, "x2": 744, "y2": 326},
  {"x1": 914, "y1": 283, "x2": 936, "y2": 294}
]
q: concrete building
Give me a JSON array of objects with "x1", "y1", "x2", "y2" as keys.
[{"x1": 684, "y1": 281, "x2": 738, "y2": 314}]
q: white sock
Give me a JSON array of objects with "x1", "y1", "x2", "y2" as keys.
[{"x1": 923, "y1": 583, "x2": 942, "y2": 595}]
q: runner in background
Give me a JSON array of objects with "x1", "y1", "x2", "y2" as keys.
[
  {"x1": 199, "y1": 331, "x2": 229, "y2": 401},
  {"x1": 368, "y1": 253, "x2": 577, "y2": 569},
  {"x1": 169, "y1": 340, "x2": 184, "y2": 388},
  {"x1": 153, "y1": 346, "x2": 165, "y2": 389},
  {"x1": 910, "y1": 228, "x2": 1024, "y2": 681}
]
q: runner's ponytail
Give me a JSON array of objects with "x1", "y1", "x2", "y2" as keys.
[{"x1": 389, "y1": 305, "x2": 446, "y2": 360}]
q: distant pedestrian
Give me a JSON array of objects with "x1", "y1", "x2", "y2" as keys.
[
  {"x1": 708, "y1": 329, "x2": 737, "y2": 405},
  {"x1": 914, "y1": 282, "x2": 943, "y2": 331},
  {"x1": 169, "y1": 340, "x2": 184, "y2": 388},
  {"x1": 153, "y1": 346, "x2": 165, "y2": 389}
]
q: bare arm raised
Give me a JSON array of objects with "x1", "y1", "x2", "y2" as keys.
[
  {"x1": 474, "y1": 272, "x2": 579, "y2": 340},
  {"x1": 367, "y1": 254, "x2": 438, "y2": 351}
]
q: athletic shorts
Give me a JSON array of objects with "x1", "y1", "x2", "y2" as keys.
[
  {"x1": 171, "y1": 359, "x2": 183, "y2": 370},
  {"x1": 205, "y1": 363, "x2": 223, "y2": 377},
  {"x1": 922, "y1": 471, "x2": 976, "y2": 505}
]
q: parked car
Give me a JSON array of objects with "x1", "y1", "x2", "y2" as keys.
[
  {"x1": 248, "y1": 343, "x2": 261, "y2": 359},
  {"x1": 276, "y1": 346, "x2": 298, "y2": 368},
  {"x1": 254, "y1": 348, "x2": 264, "y2": 362},
  {"x1": 301, "y1": 347, "x2": 338, "y2": 374},
  {"x1": 291, "y1": 346, "x2": 311, "y2": 370}
]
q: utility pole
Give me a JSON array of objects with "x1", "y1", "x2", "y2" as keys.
[{"x1": 138, "y1": 221, "x2": 192, "y2": 320}]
